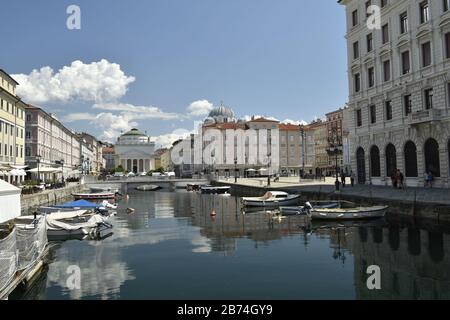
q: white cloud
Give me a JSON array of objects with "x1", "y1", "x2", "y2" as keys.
[
  {"x1": 63, "y1": 113, "x2": 98, "y2": 122},
  {"x1": 282, "y1": 119, "x2": 308, "y2": 126},
  {"x1": 64, "y1": 101, "x2": 186, "y2": 142},
  {"x1": 153, "y1": 129, "x2": 193, "y2": 149},
  {"x1": 93, "y1": 103, "x2": 180, "y2": 120},
  {"x1": 186, "y1": 100, "x2": 214, "y2": 117},
  {"x1": 243, "y1": 115, "x2": 280, "y2": 122},
  {"x1": 12, "y1": 59, "x2": 135, "y2": 104}
]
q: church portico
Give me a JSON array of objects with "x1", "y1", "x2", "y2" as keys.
[{"x1": 114, "y1": 129, "x2": 156, "y2": 174}]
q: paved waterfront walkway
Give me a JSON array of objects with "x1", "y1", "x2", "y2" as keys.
[{"x1": 218, "y1": 177, "x2": 450, "y2": 206}]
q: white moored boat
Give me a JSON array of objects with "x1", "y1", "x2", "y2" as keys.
[
  {"x1": 17, "y1": 210, "x2": 113, "y2": 240},
  {"x1": 135, "y1": 185, "x2": 161, "y2": 191},
  {"x1": 241, "y1": 191, "x2": 300, "y2": 208},
  {"x1": 308, "y1": 205, "x2": 388, "y2": 220}
]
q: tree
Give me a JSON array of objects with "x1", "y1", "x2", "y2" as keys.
[{"x1": 115, "y1": 165, "x2": 125, "y2": 173}]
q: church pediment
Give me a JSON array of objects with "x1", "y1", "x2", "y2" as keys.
[{"x1": 115, "y1": 147, "x2": 155, "y2": 157}]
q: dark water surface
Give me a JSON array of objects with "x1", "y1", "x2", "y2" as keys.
[{"x1": 11, "y1": 191, "x2": 450, "y2": 300}]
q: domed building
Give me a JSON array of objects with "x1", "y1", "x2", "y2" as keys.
[
  {"x1": 114, "y1": 128, "x2": 156, "y2": 173},
  {"x1": 204, "y1": 105, "x2": 236, "y2": 125}
]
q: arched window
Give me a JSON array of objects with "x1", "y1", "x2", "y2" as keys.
[
  {"x1": 370, "y1": 146, "x2": 381, "y2": 177},
  {"x1": 425, "y1": 138, "x2": 440, "y2": 177},
  {"x1": 404, "y1": 141, "x2": 418, "y2": 177},
  {"x1": 385, "y1": 144, "x2": 397, "y2": 177},
  {"x1": 356, "y1": 147, "x2": 366, "y2": 184}
]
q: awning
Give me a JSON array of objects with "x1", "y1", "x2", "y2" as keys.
[
  {"x1": 27, "y1": 167, "x2": 63, "y2": 173},
  {"x1": 7, "y1": 169, "x2": 27, "y2": 177},
  {"x1": 9, "y1": 165, "x2": 28, "y2": 170}
]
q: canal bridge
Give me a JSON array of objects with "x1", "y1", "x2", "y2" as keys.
[{"x1": 84, "y1": 177, "x2": 210, "y2": 194}]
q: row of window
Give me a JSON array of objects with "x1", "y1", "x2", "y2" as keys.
[
  {"x1": 0, "y1": 78, "x2": 15, "y2": 95},
  {"x1": 0, "y1": 121, "x2": 24, "y2": 138},
  {"x1": 351, "y1": 0, "x2": 448, "y2": 29},
  {"x1": 0, "y1": 143, "x2": 24, "y2": 158},
  {"x1": 352, "y1": 33, "x2": 450, "y2": 93},
  {"x1": 355, "y1": 86, "x2": 439, "y2": 127},
  {"x1": 0, "y1": 99, "x2": 24, "y2": 119}
]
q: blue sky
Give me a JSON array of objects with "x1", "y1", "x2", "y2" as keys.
[{"x1": 0, "y1": 0, "x2": 348, "y2": 146}]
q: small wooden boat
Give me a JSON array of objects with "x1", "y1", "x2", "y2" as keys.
[
  {"x1": 200, "y1": 186, "x2": 231, "y2": 195},
  {"x1": 90, "y1": 187, "x2": 119, "y2": 193},
  {"x1": 279, "y1": 200, "x2": 355, "y2": 215},
  {"x1": 40, "y1": 199, "x2": 116, "y2": 216},
  {"x1": 308, "y1": 205, "x2": 388, "y2": 220},
  {"x1": 280, "y1": 202, "x2": 339, "y2": 215},
  {"x1": 241, "y1": 191, "x2": 300, "y2": 208},
  {"x1": 135, "y1": 185, "x2": 161, "y2": 191},
  {"x1": 26, "y1": 210, "x2": 112, "y2": 239},
  {"x1": 72, "y1": 192, "x2": 116, "y2": 200}
]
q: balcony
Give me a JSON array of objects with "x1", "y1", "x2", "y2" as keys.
[{"x1": 408, "y1": 109, "x2": 443, "y2": 126}]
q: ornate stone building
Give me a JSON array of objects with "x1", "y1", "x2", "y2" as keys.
[
  {"x1": 340, "y1": 0, "x2": 450, "y2": 187},
  {"x1": 114, "y1": 128, "x2": 155, "y2": 173}
]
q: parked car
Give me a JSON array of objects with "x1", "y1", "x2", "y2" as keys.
[{"x1": 127, "y1": 172, "x2": 136, "y2": 177}]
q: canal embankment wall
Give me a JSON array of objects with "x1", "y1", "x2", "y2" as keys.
[
  {"x1": 21, "y1": 183, "x2": 88, "y2": 212},
  {"x1": 212, "y1": 181, "x2": 450, "y2": 224}
]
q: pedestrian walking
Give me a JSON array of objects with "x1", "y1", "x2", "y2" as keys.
[
  {"x1": 341, "y1": 171, "x2": 346, "y2": 188},
  {"x1": 350, "y1": 171, "x2": 355, "y2": 187},
  {"x1": 391, "y1": 170, "x2": 397, "y2": 188},
  {"x1": 426, "y1": 171, "x2": 434, "y2": 188}
]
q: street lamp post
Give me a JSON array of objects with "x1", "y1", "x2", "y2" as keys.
[
  {"x1": 60, "y1": 159, "x2": 65, "y2": 184},
  {"x1": 81, "y1": 155, "x2": 85, "y2": 175},
  {"x1": 267, "y1": 152, "x2": 271, "y2": 187},
  {"x1": 234, "y1": 157, "x2": 238, "y2": 183},
  {"x1": 36, "y1": 154, "x2": 41, "y2": 184},
  {"x1": 327, "y1": 126, "x2": 342, "y2": 192}
]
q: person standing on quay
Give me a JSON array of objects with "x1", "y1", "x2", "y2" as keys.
[
  {"x1": 350, "y1": 171, "x2": 355, "y2": 187},
  {"x1": 398, "y1": 170, "x2": 404, "y2": 189},
  {"x1": 341, "y1": 170, "x2": 346, "y2": 188}
]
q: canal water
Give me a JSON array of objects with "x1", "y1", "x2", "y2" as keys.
[{"x1": 10, "y1": 190, "x2": 450, "y2": 300}]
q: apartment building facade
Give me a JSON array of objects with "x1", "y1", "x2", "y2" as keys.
[
  {"x1": 0, "y1": 69, "x2": 26, "y2": 183},
  {"x1": 79, "y1": 133, "x2": 103, "y2": 174},
  {"x1": 340, "y1": 0, "x2": 450, "y2": 187},
  {"x1": 25, "y1": 105, "x2": 80, "y2": 179},
  {"x1": 309, "y1": 120, "x2": 329, "y2": 176},
  {"x1": 326, "y1": 108, "x2": 345, "y2": 175}
]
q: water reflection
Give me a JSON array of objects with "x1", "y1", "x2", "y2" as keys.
[
  {"x1": 351, "y1": 223, "x2": 450, "y2": 299},
  {"x1": 11, "y1": 191, "x2": 450, "y2": 300}
]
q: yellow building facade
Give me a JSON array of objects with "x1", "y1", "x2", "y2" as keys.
[{"x1": 0, "y1": 69, "x2": 26, "y2": 183}]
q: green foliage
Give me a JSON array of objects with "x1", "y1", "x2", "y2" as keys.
[{"x1": 115, "y1": 165, "x2": 125, "y2": 173}]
